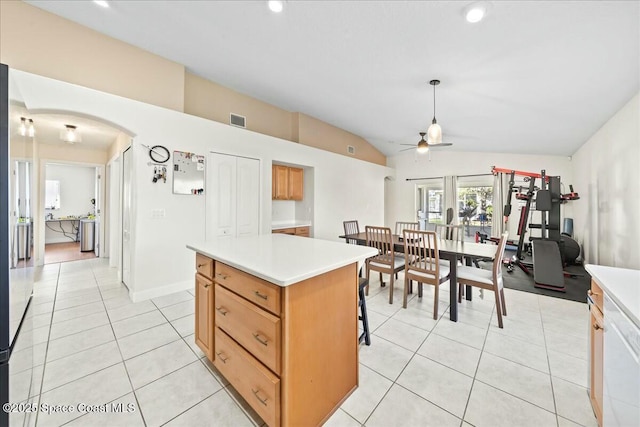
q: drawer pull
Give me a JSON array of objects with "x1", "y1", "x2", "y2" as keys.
[
  {"x1": 204, "y1": 283, "x2": 211, "y2": 289},
  {"x1": 216, "y1": 273, "x2": 229, "y2": 280},
  {"x1": 253, "y1": 333, "x2": 269, "y2": 346},
  {"x1": 216, "y1": 306, "x2": 228, "y2": 316},
  {"x1": 593, "y1": 323, "x2": 602, "y2": 331},
  {"x1": 197, "y1": 263, "x2": 206, "y2": 268},
  {"x1": 588, "y1": 290, "x2": 599, "y2": 297},
  {"x1": 254, "y1": 290, "x2": 268, "y2": 300},
  {"x1": 215, "y1": 351, "x2": 228, "y2": 363},
  {"x1": 252, "y1": 388, "x2": 269, "y2": 406}
]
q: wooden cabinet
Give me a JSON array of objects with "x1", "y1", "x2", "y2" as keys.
[
  {"x1": 287, "y1": 167, "x2": 303, "y2": 200},
  {"x1": 273, "y1": 165, "x2": 289, "y2": 200},
  {"x1": 589, "y1": 279, "x2": 604, "y2": 426},
  {"x1": 195, "y1": 254, "x2": 358, "y2": 426},
  {"x1": 272, "y1": 165, "x2": 303, "y2": 201},
  {"x1": 271, "y1": 226, "x2": 310, "y2": 237},
  {"x1": 195, "y1": 259, "x2": 215, "y2": 361},
  {"x1": 294, "y1": 226, "x2": 309, "y2": 237}
]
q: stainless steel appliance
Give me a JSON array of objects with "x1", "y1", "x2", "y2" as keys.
[
  {"x1": 1, "y1": 63, "x2": 38, "y2": 427},
  {"x1": 79, "y1": 219, "x2": 95, "y2": 252}
]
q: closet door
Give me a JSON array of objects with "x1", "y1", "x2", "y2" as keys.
[
  {"x1": 209, "y1": 153, "x2": 237, "y2": 239},
  {"x1": 236, "y1": 157, "x2": 259, "y2": 237}
]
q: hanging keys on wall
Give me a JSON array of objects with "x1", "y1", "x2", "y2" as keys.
[{"x1": 152, "y1": 166, "x2": 167, "y2": 183}]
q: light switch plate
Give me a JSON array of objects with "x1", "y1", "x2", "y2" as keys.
[{"x1": 151, "y1": 209, "x2": 165, "y2": 219}]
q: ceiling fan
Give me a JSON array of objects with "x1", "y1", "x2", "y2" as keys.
[
  {"x1": 397, "y1": 131, "x2": 453, "y2": 152},
  {"x1": 397, "y1": 79, "x2": 454, "y2": 153}
]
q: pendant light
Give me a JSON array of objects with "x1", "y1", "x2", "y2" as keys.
[
  {"x1": 19, "y1": 117, "x2": 27, "y2": 136},
  {"x1": 27, "y1": 119, "x2": 35, "y2": 137},
  {"x1": 61, "y1": 124, "x2": 80, "y2": 143},
  {"x1": 427, "y1": 79, "x2": 443, "y2": 145}
]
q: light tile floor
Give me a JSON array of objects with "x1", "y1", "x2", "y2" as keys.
[{"x1": 21, "y1": 258, "x2": 596, "y2": 427}]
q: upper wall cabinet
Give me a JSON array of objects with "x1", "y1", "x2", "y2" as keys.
[{"x1": 272, "y1": 165, "x2": 303, "y2": 201}]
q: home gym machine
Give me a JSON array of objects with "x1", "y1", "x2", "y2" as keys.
[{"x1": 492, "y1": 167, "x2": 579, "y2": 292}]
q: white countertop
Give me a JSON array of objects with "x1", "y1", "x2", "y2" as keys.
[
  {"x1": 271, "y1": 221, "x2": 312, "y2": 230},
  {"x1": 187, "y1": 234, "x2": 377, "y2": 286},
  {"x1": 585, "y1": 264, "x2": 640, "y2": 328}
]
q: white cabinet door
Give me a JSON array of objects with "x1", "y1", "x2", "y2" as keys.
[
  {"x1": 207, "y1": 153, "x2": 259, "y2": 240},
  {"x1": 236, "y1": 157, "x2": 259, "y2": 237}
]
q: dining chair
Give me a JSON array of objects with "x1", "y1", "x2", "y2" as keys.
[
  {"x1": 395, "y1": 221, "x2": 419, "y2": 235},
  {"x1": 343, "y1": 220, "x2": 360, "y2": 244},
  {"x1": 402, "y1": 230, "x2": 450, "y2": 318},
  {"x1": 435, "y1": 223, "x2": 463, "y2": 243},
  {"x1": 455, "y1": 232, "x2": 509, "y2": 328},
  {"x1": 393, "y1": 221, "x2": 419, "y2": 279},
  {"x1": 365, "y1": 226, "x2": 404, "y2": 304}
]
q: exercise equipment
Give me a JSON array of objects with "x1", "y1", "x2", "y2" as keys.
[{"x1": 492, "y1": 167, "x2": 580, "y2": 292}]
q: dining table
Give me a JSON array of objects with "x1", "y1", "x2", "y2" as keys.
[{"x1": 339, "y1": 232, "x2": 497, "y2": 322}]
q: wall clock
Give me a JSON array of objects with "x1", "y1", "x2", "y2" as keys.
[{"x1": 147, "y1": 145, "x2": 170, "y2": 163}]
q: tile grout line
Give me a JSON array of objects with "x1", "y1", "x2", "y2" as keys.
[
  {"x1": 93, "y1": 266, "x2": 150, "y2": 427},
  {"x1": 33, "y1": 263, "x2": 62, "y2": 427},
  {"x1": 538, "y1": 293, "x2": 562, "y2": 427}
]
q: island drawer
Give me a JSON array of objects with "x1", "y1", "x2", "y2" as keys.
[
  {"x1": 196, "y1": 253, "x2": 214, "y2": 279},
  {"x1": 215, "y1": 284, "x2": 281, "y2": 375},
  {"x1": 589, "y1": 280, "x2": 604, "y2": 312},
  {"x1": 215, "y1": 327, "x2": 280, "y2": 427},
  {"x1": 215, "y1": 262, "x2": 281, "y2": 315}
]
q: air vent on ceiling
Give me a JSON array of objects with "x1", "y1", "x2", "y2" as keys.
[
  {"x1": 230, "y1": 113, "x2": 246, "y2": 128},
  {"x1": 347, "y1": 145, "x2": 356, "y2": 155}
]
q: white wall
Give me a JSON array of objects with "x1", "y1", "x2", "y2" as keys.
[
  {"x1": 571, "y1": 93, "x2": 640, "y2": 269},
  {"x1": 386, "y1": 150, "x2": 574, "y2": 241},
  {"x1": 14, "y1": 70, "x2": 391, "y2": 300},
  {"x1": 44, "y1": 163, "x2": 95, "y2": 244}
]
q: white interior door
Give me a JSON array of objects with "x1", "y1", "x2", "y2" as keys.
[
  {"x1": 94, "y1": 167, "x2": 101, "y2": 257},
  {"x1": 236, "y1": 157, "x2": 259, "y2": 237},
  {"x1": 108, "y1": 157, "x2": 121, "y2": 268},
  {"x1": 206, "y1": 153, "x2": 260, "y2": 240},
  {"x1": 121, "y1": 146, "x2": 132, "y2": 286},
  {"x1": 208, "y1": 153, "x2": 237, "y2": 239}
]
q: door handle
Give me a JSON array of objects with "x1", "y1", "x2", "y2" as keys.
[
  {"x1": 254, "y1": 290, "x2": 268, "y2": 300},
  {"x1": 215, "y1": 351, "x2": 228, "y2": 363},
  {"x1": 215, "y1": 306, "x2": 228, "y2": 316},
  {"x1": 253, "y1": 333, "x2": 268, "y2": 346}
]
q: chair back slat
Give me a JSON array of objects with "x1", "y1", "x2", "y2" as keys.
[
  {"x1": 365, "y1": 226, "x2": 394, "y2": 266},
  {"x1": 403, "y1": 230, "x2": 439, "y2": 277},
  {"x1": 493, "y1": 231, "x2": 509, "y2": 283},
  {"x1": 343, "y1": 220, "x2": 360, "y2": 245},
  {"x1": 395, "y1": 221, "x2": 419, "y2": 235},
  {"x1": 435, "y1": 224, "x2": 463, "y2": 242}
]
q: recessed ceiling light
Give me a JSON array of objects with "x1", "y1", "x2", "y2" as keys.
[
  {"x1": 464, "y1": 1, "x2": 488, "y2": 23},
  {"x1": 94, "y1": 0, "x2": 109, "y2": 8},
  {"x1": 268, "y1": 1, "x2": 284, "y2": 13}
]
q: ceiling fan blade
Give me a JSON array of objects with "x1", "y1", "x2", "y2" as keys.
[
  {"x1": 399, "y1": 147, "x2": 415, "y2": 152},
  {"x1": 399, "y1": 143, "x2": 415, "y2": 146},
  {"x1": 429, "y1": 143, "x2": 453, "y2": 147}
]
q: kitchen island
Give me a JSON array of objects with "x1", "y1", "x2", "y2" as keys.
[
  {"x1": 187, "y1": 234, "x2": 377, "y2": 427},
  {"x1": 585, "y1": 264, "x2": 640, "y2": 427}
]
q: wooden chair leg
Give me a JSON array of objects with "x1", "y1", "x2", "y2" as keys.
[
  {"x1": 418, "y1": 282, "x2": 423, "y2": 298},
  {"x1": 494, "y1": 289, "x2": 504, "y2": 328},
  {"x1": 500, "y1": 288, "x2": 507, "y2": 316},
  {"x1": 402, "y1": 275, "x2": 409, "y2": 308},
  {"x1": 433, "y1": 284, "x2": 439, "y2": 320},
  {"x1": 380, "y1": 272, "x2": 385, "y2": 287},
  {"x1": 365, "y1": 267, "x2": 370, "y2": 296},
  {"x1": 458, "y1": 282, "x2": 463, "y2": 303},
  {"x1": 388, "y1": 271, "x2": 394, "y2": 304}
]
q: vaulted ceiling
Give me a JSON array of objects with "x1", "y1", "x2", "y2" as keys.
[{"x1": 26, "y1": 1, "x2": 639, "y2": 157}]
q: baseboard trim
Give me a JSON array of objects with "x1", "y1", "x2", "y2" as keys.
[{"x1": 129, "y1": 280, "x2": 193, "y2": 302}]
